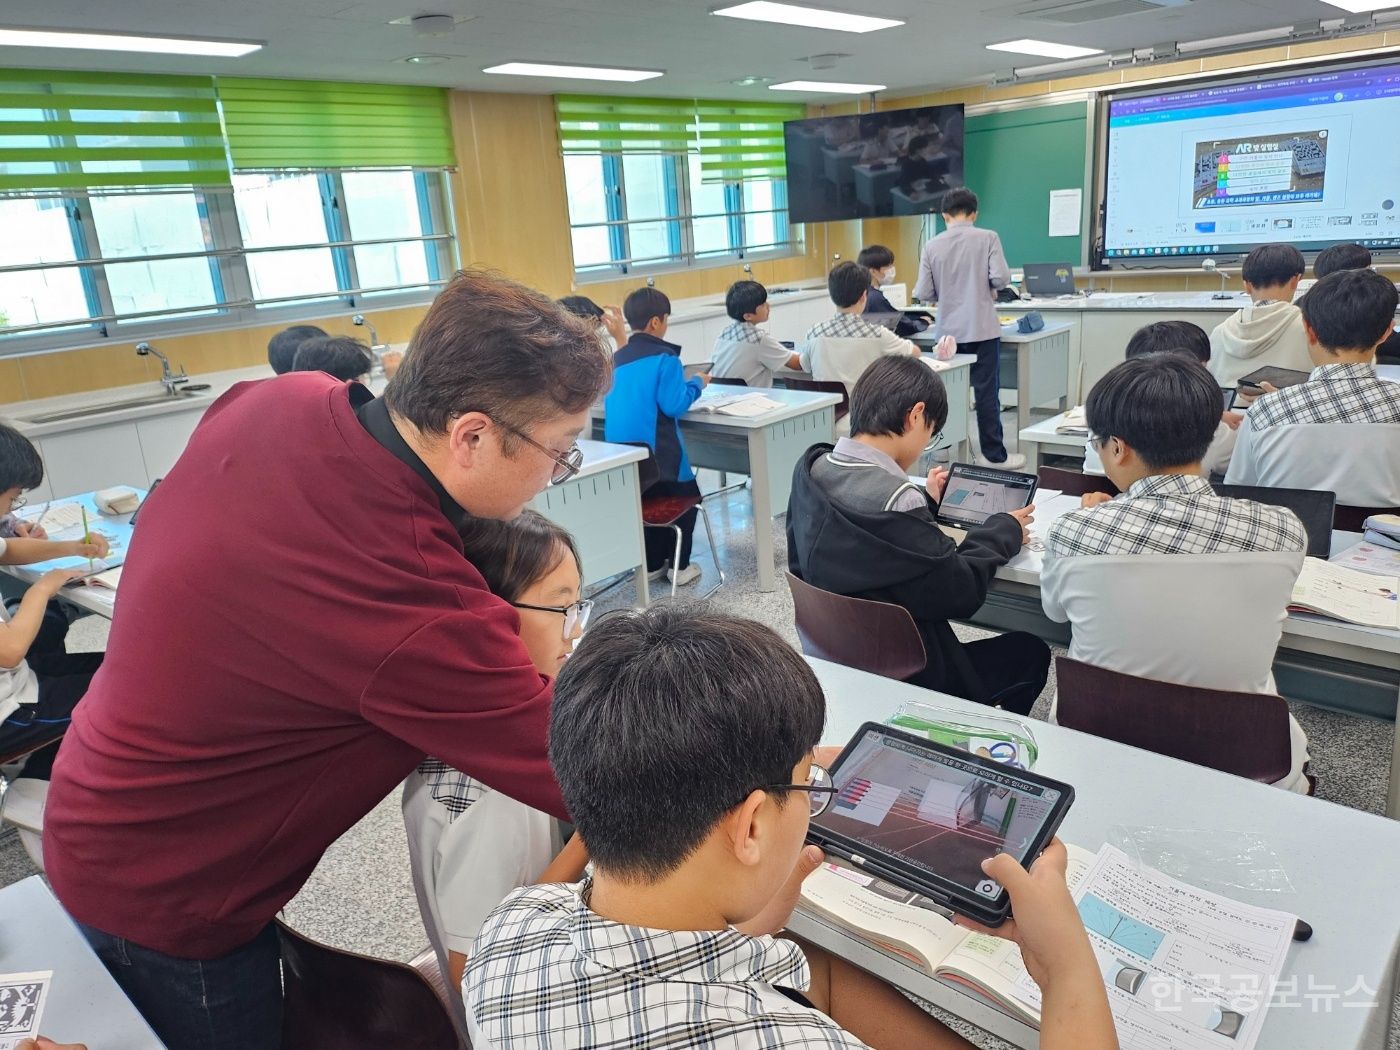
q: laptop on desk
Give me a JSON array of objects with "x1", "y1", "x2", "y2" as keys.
[
  {"x1": 1023, "y1": 263, "x2": 1077, "y2": 297},
  {"x1": 1211, "y1": 483, "x2": 1336, "y2": 559}
]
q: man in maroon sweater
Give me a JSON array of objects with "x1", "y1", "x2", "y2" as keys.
[{"x1": 43, "y1": 271, "x2": 610, "y2": 1050}]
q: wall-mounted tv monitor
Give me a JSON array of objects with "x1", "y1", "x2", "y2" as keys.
[
  {"x1": 1099, "y1": 57, "x2": 1400, "y2": 265},
  {"x1": 784, "y1": 104, "x2": 965, "y2": 224}
]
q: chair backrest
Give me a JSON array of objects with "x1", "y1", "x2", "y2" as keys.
[
  {"x1": 277, "y1": 921, "x2": 461, "y2": 1050},
  {"x1": 784, "y1": 571, "x2": 926, "y2": 681},
  {"x1": 1335, "y1": 503, "x2": 1399, "y2": 533},
  {"x1": 1236, "y1": 421, "x2": 1400, "y2": 508},
  {"x1": 708, "y1": 376, "x2": 749, "y2": 387},
  {"x1": 1055, "y1": 656, "x2": 1294, "y2": 785},
  {"x1": 1038, "y1": 465, "x2": 1117, "y2": 498},
  {"x1": 775, "y1": 377, "x2": 849, "y2": 421},
  {"x1": 617, "y1": 441, "x2": 662, "y2": 490},
  {"x1": 1042, "y1": 552, "x2": 1303, "y2": 696}
]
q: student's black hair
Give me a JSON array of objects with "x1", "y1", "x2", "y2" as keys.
[
  {"x1": 1240, "y1": 243, "x2": 1305, "y2": 289},
  {"x1": 1124, "y1": 320, "x2": 1211, "y2": 363},
  {"x1": 941, "y1": 187, "x2": 978, "y2": 217},
  {"x1": 725, "y1": 280, "x2": 768, "y2": 322},
  {"x1": 456, "y1": 509, "x2": 581, "y2": 604},
  {"x1": 267, "y1": 324, "x2": 328, "y2": 375},
  {"x1": 1085, "y1": 353, "x2": 1220, "y2": 469},
  {"x1": 623, "y1": 287, "x2": 672, "y2": 332},
  {"x1": 849, "y1": 355, "x2": 948, "y2": 438},
  {"x1": 1313, "y1": 242, "x2": 1372, "y2": 279},
  {"x1": 0, "y1": 424, "x2": 43, "y2": 493},
  {"x1": 557, "y1": 295, "x2": 605, "y2": 320},
  {"x1": 1298, "y1": 267, "x2": 1400, "y2": 352},
  {"x1": 828, "y1": 260, "x2": 873, "y2": 309},
  {"x1": 291, "y1": 336, "x2": 373, "y2": 382},
  {"x1": 856, "y1": 244, "x2": 895, "y2": 270},
  {"x1": 549, "y1": 605, "x2": 826, "y2": 881}
]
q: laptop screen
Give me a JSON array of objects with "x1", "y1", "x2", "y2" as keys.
[{"x1": 1212, "y1": 483, "x2": 1335, "y2": 559}]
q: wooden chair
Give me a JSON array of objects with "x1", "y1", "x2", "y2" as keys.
[
  {"x1": 785, "y1": 571, "x2": 926, "y2": 681},
  {"x1": 1038, "y1": 465, "x2": 1118, "y2": 498},
  {"x1": 1334, "y1": 504, "x2": 1398, "y2": 533},
  {"x1": 1055, "y1": 657, "x2": 1310, "y2": 791},
  {"x1": 277, "y1": 921, "x2": 462, "y2": 1050},
  {"x1": 774, "y1": 377, "x2": 849, "y2": 423}
]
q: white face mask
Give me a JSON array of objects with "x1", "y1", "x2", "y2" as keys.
[{"x1": 883, "y1": 266, "x2": 897, "y2": 283}]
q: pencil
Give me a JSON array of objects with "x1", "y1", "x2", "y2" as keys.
[{"x1": 80, "y1": 505, "x2": 93, "y2": 570}]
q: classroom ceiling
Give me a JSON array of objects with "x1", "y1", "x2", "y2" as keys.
[{"x1": 0, "y1": 0, "x2": 1386, "y2": 101}]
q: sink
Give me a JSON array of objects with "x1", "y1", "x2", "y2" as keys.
[{"x1": 20, "y1": 391, "x2": 205, "y2": 425}]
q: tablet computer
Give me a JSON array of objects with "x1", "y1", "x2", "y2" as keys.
[
  {"x1": 1237, "y1": 366, "x2": 1310, "y2": 392},
  {"x1": 936, "y1": 463, "x2": 1038, "y2": 530},
  {"x1": 808, "y1": 723, "x2": 1074, "y2": 926}
]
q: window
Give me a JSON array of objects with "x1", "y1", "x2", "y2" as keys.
[
  {"x1": 563, "y1": 154, "x2": 799, "y2": 278},
  {"x1": 0, "y1": 169, "x2": 456, "y2": 351}
]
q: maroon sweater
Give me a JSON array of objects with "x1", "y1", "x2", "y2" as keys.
[{"x1": 45, "y1": 374, "x2": 566, "y2": 958}]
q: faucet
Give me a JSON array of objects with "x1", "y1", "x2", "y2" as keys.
[
  {"x1": 351, "y1": 313, "x2": 380, "y2": 347},
  {"x1": 352, "y1": 313, "x2": 387, "y2": 377},
  {"x1": 135, "y1": 342, "x2": 188, "y2": 395}
]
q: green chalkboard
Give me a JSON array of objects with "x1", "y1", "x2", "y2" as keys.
[{"x1": 939, "y1": 101, "x2": 1088, "y2": 269}]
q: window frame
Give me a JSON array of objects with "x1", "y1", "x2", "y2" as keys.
[
  {"x1": 0, "y1": 168, "x2": 458, "y2": 357},
  {"x1": 565, "y1": 146, "x2": 801, "y2": 283}
]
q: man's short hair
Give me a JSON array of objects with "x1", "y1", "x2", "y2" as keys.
[
  {"x1": 857, "y1": 244, "x2": 895, "y2": 271},
  {"x1": 725, "y1": 280, "x2": 768, "y2": 321},
  {"x1": 1298, "y1": 268, "x2": 1400, "y2": 352},
  {"x1": 1241, "y1": 243, "x2": 1305, "y2": 288},
  {"x1": 1313, "y1": 243, "x2": 1372, "y2": 279},
  {"x1": 623, "y1": 287, "x2": 671, "y2": 331},
  {"x1": 557, "y1": 295, "x2": 604, "y2": 320},
  {"x1": 828, "y1": 261, "x2": 873, "y2": 309},
  {"x1": 1125, "y1": 320, "x2": 1211, "y2": 363},
  {"x1": 291, "y1": 336, "x2": 373, "y2": 382},
  {"x1": 268, "y1": 324, "x2": 327, "y2": 375},
  {"x1": 550, "y1": 606, "x2": 826, "y2": 881},
  {"x1": 941, "y1": 187, "x2": 978, "y2": 217},
  {"x1": 1085, "y1": 353, "x2": 1221, "y2": 469},
  {"x1": 383, "y1": 269, "x2": 610, "y2": 443},
  {"x1": 849, "y1": 355, "x2": 948, "y2": 438},
  {"x1": 0, "y1": 424, "x2": 43, "y2": 494}
]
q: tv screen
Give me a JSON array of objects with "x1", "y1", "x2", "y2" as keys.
[
  {"x1": 784, "y1": 104, "x2": 965, "y2": 224},
  {"x1": 1101, "y1": 58, "x2": 1400, "y2": 262}
]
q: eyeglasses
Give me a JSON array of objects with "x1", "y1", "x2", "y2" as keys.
[
  {"x1": 764, "y1": 763, "x2": 837, "y2": 817},
  {"x1": 510, "y1": 598, "x2": 594, "y2": 640},
  {"x1": 923, "y1": 429, "x2": 950, "y2": 454},
  {"x1": 490, "y1": 418, "x2": 584, "y2": 485}
]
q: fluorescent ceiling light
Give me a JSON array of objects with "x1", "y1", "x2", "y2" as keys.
[
  {"x1": 1317, "y1": 0, "x2": 1400, "y2": 10},
  {"x1": 0, "y1": 26, "x2": 262, "y2": 57},
  {"x1": 712, "y1": 2, "x2": 903, "y2": 33},
  {"x1": 986, "y1": 38, "x2": 1103, "y2": 59},
  {"x1": 770, "y1": 80, "x2": 886, "y2": 93},
  {"x1": 482, "y1": 61, "x2": 663, "y2": 82}
]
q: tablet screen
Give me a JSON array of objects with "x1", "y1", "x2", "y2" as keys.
[
  {"x1": 812, "y1": 729, "x2": 1064, "y2": 900},
  {"x1": 938, "y1": 465, "x2": 1036, "y2": 528}
]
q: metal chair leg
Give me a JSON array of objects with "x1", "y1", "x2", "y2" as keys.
[
  {"x1": 669, "y1": 523, "x2": 683, "y2": 599},
  {"x1": 696, "y1": 504, "x2": 725, "y2": 599}
]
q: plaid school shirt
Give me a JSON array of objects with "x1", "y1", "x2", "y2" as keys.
[
  {"x1": 1246, "y1": 361, "x2": 1400, "y2": 428},
  {"x1": 463, "y1": 880, "x2": 871, "y2": 1049},
  {"x1": 1044, "y1": 473, "x2": 1306, "y2": 558}
]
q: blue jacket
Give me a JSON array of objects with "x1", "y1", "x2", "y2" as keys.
[{"x1": 604, "y1": 333, "x2": 704, "y2": 484}]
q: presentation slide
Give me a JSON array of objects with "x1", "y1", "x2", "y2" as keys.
[
  {"x1": 813, "y1": 733, "x2": 1062, "y2": 899},
  {"x1": 1101, "y1": 61, "x2": 1400, "y2": 260}
]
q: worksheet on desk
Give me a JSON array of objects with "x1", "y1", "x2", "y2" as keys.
[
  {"x1": 0, "y1": 970, "x2": 50, "y2": 1050},
  {"x1": 1003, "y1": 491, "x2": 1082, "y2": 574},
  {"x1": 14, "y1": 492, "x2": 137, "y2": 576}
]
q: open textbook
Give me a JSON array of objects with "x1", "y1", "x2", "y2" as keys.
[
  {"x1": 15, "y1": 492, "x2": 137, "y2": 577},
  {"x1": 1289, "y1": 558, "x2": 1400, "y2": 630},
  {"x1": 691, "y1": 391, "x2": 783, "y2": 417},
  {"x1": 799, "y1": 842, "x2": 1297, "y2": 1050}
]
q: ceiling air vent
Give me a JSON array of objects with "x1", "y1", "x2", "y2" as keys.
[{"x1": 1013, "y1": 0, "x2": 1191, "y2": 24}]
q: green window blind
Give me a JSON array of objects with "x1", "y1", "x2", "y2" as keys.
[
  {"x1": 0, "y1": 68, "x2": 229, "y2": 192},
  {"x1": 694, "y1": 99, "x2": 804, "y2": 183},
  {"x1": 217, "y1": 79, "x2": 454, "y2": 170},
  {"x1": 556, "y1": 95, "x2": 697, "y2": 154}
]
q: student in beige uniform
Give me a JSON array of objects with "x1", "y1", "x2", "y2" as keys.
[{"x1": 1209, "y1": 243, "x2": 1312, "y2": 388}]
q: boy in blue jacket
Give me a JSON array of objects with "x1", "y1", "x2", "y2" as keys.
[{"x1": 604, "y1": 287, "x2": 710, "y2": 586}]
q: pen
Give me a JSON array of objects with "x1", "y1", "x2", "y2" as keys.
[
  {"x1": 80, "y1": 505, "x2": 93, "y2": 570},
  {"x1": 30, "y1": 502, "x2": 51, "y2": 532}
]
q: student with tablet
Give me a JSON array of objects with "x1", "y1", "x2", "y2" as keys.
[
  {"x1": 788, "y1": 355, "x2": 1049, "y2": 715},
  {"x1": 464, "y1": 606, "x2": 1116, "y2": 1050},
  {"x1": 1226, "y1": 267, "x2": 1400, "y2": 508},
  {"x1": 1044, "y1": 353, "x2": 1312, "y2": 792},
  {"x1": 1208, "y1": 243, "x2": 1311, "y2": 388}
]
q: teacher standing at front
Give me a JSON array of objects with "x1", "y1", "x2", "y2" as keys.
[{"x1": 913, "y1": 187, "x2": 1023, "y2": 469}]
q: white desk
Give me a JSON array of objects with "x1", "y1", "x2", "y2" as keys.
[
  {"x1": 1017, "y1": 412, "x2": 1086, "y2": 470},
  {"x1": 0, "y1": 876, "x2": 166, "y2": 1047},
  {"x1": 853, "y1": 162, "x2": 899, "y2": 212},
  {"x1": 793, "y1": 656, "x2": 1400, "y2": 1050},
  {"x1": 529, "y1": 439, "x2": 650, "y2": 605},
  {"x1": 592, "y1": 389, "x2": 839, "y2": 593}
]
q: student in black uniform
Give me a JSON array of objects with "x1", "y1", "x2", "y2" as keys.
[
  {"x1": 857, "y1": 245, "x2": 930, "y2": 338},
  {"x1": 1313, "y1": 242, "x2": 1400, "y2": 365}
]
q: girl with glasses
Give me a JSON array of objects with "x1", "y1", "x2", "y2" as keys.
[{"x1": 402, "y1": 510, "x2": 592, "y2": 1026}]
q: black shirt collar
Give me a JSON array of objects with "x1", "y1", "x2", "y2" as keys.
[{"x1": 352, "y1": 385, "x2": 469, "y2": 530}]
